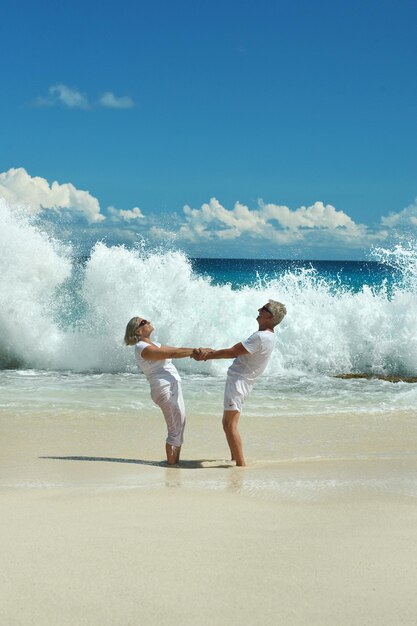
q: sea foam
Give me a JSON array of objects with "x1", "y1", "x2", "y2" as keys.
[{"x1": 1, "y1": 199, "x2": 416, "y2": 376}]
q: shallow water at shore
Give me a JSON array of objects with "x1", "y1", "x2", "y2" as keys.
[
  {"x1": 2, "y1": 368, "x2": 416, "y2": 416},
  {"x1": 2, "y1": 369, "x2": 416, "y2": 501}
]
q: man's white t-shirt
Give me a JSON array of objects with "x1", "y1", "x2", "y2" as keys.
[
  {"x1": 135, "y1": 340, "x2": 180, "y2": 388},
  {"x1": 226, "y1": 330, "x2": 275, "y2": 384}
]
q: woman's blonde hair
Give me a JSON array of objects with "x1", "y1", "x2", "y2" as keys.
[
  {"x1": 124, "y1": 317, "x2": 143, "y2": 345},
  {"x1": 268, "y1": 300, "x2": 287, "y2": 326}
]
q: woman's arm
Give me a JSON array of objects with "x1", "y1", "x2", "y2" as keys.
[{"x1": 141, "y1": 344, "x2": 194, "y2": 361}]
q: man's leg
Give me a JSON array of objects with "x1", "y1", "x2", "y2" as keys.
[{"x1": 222, "y1": 410, "x2": 246, "y2": 466}]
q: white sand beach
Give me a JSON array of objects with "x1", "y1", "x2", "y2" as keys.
[
  {"x1": 2, "y1": 486, "x2": 417, "y2": 626},
  {"x1": 2, "y1": 407, "x2": 417, "y2": 626}
]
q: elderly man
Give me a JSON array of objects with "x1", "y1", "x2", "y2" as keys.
[{"x1": 193, "y1": 300, "x2": 286, "y2": 466}]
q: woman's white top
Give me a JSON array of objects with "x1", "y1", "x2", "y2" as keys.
[{"x1": 135, "y1": 340, "x2": 180, "y2": 387}]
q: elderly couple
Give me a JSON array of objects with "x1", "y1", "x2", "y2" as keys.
[{"x1": 124, "y1": 300, "x2": 286, "y2": 467}]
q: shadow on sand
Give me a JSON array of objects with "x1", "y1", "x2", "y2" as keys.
[{"x1": 39, "y1": 456, "x2": 232, "y2": 469}]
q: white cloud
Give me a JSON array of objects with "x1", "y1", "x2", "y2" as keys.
[
  {"x1": 381, "y1": 198, "x2": 417, "y2": 230},
  {"x1": 2, "y1": 167, "x2": 415, "y2": 256},
  {"x1": 0, "y1": 168, "x2": 105, "y2": 223},
  {"x1": 108, "y1": 206, "x2": 144, "y2": 221},
  {"x1": 119, "y1": 207, "x2": 144, "y2": 220},
  {"x1": 49, "y1": 84, "x2": 90, "y2": 109},
  {"x1": 261, "y1": 201, "x2": 356, "y2": 230},
  {"x1": 34, "y1": 85, "x2": 135, "y2": 110},
  {"x1": 149, "y1": 226, "x2": 176, "y2": 241},
  {"x1": 168, "y1": 198, "x2": 378, "y2": 247},
  {"x1": 99, "y1": 92, "x2": 135, "y2": 109}
]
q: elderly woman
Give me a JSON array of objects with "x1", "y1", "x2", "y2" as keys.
[{"x1": 124, "y1": 316, "x2": 194, "y2": 465}]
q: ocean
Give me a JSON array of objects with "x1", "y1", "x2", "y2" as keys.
[{"x1": 1, "y1": 199, "x2": 417, "y2": 497}]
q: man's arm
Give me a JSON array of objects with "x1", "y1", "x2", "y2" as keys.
[
  {"x1": 196, "y1": 342, "x2": 249, "y2": 361},
  {"x1": 141, "y1": 344, "x2": 194, "y2": 361}
]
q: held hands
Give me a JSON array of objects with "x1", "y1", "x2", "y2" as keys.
[{"x1": 191, "y1": 348, "x2": 214, "y2": 361}]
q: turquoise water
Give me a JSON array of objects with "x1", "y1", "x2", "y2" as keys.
[{"x1": 191, "y1": 258, "x2": 399, "y2": 293}]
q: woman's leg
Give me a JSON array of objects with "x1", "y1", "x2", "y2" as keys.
[
  {"x1": 156, "y1": 381, "x2": 186, "y2": 465},
  {"x1": 165, "y1": 443, "x2": 181, "y2": 464}
]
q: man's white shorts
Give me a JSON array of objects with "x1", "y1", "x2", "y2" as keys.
[{"x1": 223, "y1": 377, "x2": 252, "y2": 413}]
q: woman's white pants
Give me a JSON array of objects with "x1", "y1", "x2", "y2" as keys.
[{"x1": 151, "y1": 378, "x2": 185, "y2": 447}]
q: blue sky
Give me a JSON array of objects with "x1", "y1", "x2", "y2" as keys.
[{"x1": 1, "y1": 0, "x2": 417, "y2": 258}]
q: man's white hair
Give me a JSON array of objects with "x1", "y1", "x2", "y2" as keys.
[{"x1": 268, "y1": 300, "x2": 287, "y2": 326}]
